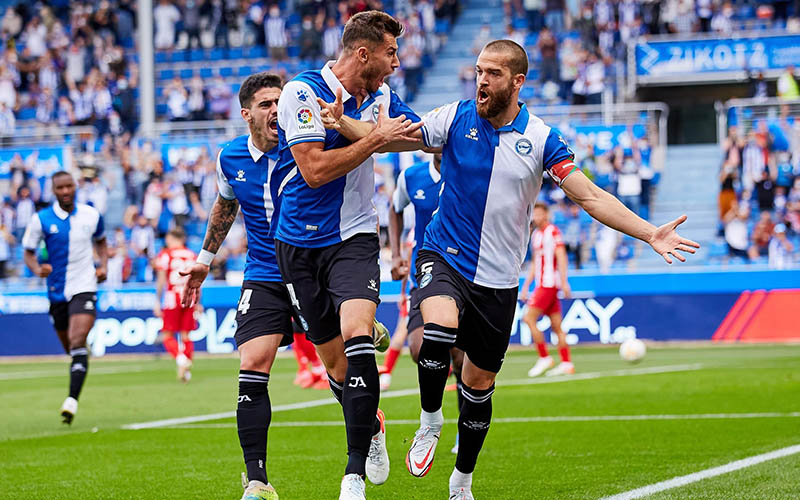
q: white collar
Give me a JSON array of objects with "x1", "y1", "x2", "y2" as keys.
[
  {"x1": 321, "y1": 61, "x2": 353, "y2": 103},
  {"x1": 247, "y1": 135, "x2": 264, "y2": 163},
  {"x1": 53, "y1": 203, "x2": 73, "y2": 220},
  {"x1": 428, "y1": 160, "x2": 441, "y2": 183}
]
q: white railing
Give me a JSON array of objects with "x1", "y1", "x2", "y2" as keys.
[{"x1": 715, "y1": 96, "x2": 800, "y2": 145}]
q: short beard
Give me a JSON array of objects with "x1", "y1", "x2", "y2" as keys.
[
  {"x1": 476, "y1": 82, "x2": 514, "y2": 120},
  {"x1": 362, "y1": 64, "x2": 383, "y2": 94}
]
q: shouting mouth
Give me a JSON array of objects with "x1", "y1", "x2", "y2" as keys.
[
  {"x1": 478, "y1": 89, "x2": 490, "y2": 104},
  {"x1": 268, "y1": 117, "x2": 278, "y2": 132}
]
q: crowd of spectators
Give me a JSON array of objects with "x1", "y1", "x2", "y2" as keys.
[{"x1": 719, "y1": 99, "x2": 800, "y2": 268}]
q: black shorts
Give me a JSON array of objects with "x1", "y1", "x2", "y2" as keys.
[
  {"x1": 407, "y1": 287, "x2": 424, "y2": 333},
  {"x1": 234, "y1": 281, "x2": 298, "y2": 348},
  {"x1": 49, "y1": 292, "x2": 97, "y2": 332},
  {"x1": 412, "y1": 250, "x2": 518, "y2": 373},
  {"x1": 275, "y1": 233, "x2": 381, "y2": 345}
]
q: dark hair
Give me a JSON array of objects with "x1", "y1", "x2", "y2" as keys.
[
  {"x1": 341, "y1": 11, "x2": 404, "y2": 51},
  {"x1": 51, "y1": 170, "x2": 74, "y2": 182},
  {"x1": 239, "y1": 72, "x2": 283, "y2": 108},
  {"x1": 167, "y1": 226, "x2": 187, "y2": 240},
  {"x1": 482, "y1": 39, "x2": 529, "y2": 77}
]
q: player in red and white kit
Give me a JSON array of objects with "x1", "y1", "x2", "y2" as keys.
[
  {"x1": 521, "y1": 202, "x2": 574, "y2": 377},
  {"x1": 154, "y1": 227, "x2": 200, "y2": 382}
]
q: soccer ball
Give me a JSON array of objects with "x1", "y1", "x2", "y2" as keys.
[{"x1": 619, "y1": 338, "x2": 646, "y2": 363}]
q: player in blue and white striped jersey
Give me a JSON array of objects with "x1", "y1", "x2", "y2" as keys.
[
  {"x1": 22, "y1": 171, "x2": 107, "y2": 425},
  {"x1": 321, "y1": 39, "x2": 700, "y2": 500}
]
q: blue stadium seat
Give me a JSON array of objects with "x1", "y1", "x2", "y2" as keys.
[
  {"x1": 238, "y1": 65, "x2": 253, "y2": 77},
  {"x1": 159, "y1": 69, "x2": 174, "y2": 80},
  {"x1": 519, "y1": 87, "x2": 535, "y2": 100},
  {"x1": 155, "y1": 51, "x2": 168, "y2": 63},
  {"x1": 220, "y1": 67, "x2": 234, "y2": 77},
  {"x1": 200, "y1": 67, "x2": 214, "y2": 78},
  {"x1": 287, "y1": 45, "x2": 300, "y2": 58},
  {"x1": 189, "y1": 49, "x2": 205, "y2": 62},
  {"x1": 17, "y1": 107, "x2": 35, "y2": 120},
  {"x1": 228, "y1": 47, "x2": 244, "y2": 59},
  {"x1": 210, "y1": 48, "x2": 225, "y2": 60},
  {"x1": 156, "y1": 103, "x2": 168, "y2": 116},
  {"x1": 179, "y1": 68, "x2": 194, "y2": 79},
  {"x1": 247, "y1": 46, "x2": 267, "y2": 58},
  {"x1": 170, "y1": 50, "x2": 188, "y2": 63}
]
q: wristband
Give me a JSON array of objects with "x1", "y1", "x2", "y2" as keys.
[{"x1": 197, "y1": 249, "x2": 215, "y2": 266}]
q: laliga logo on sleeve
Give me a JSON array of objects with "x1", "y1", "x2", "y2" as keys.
[
  {"x1": 515, "y1": 138, "x2": 532, "y2": 155},
  {"x1": 296, "y1": 107, "x2": 315, "y2": 131}
]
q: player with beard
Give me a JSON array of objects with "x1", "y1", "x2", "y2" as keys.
[
  {"x1": 321, "y1": 39, "x2": 699, "y2": 500},
  {"x1": 22, "y1": 171, "x2": 107, "y2": 424},
  {"x1": 273, "y1": 11, "x2": 423, "y2": 500}
]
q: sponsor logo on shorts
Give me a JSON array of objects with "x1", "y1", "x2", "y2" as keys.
[
  {"x1": 368, "y1": 279, "x2": 378, "y2": 292},
  {"x1": 515, "y1": 138, "x2": 532, "y2": 155},
  {"x1": 305, "y1": 224, "x2": 318, "y2": 231},
  {"x1": 84, "y1": 301, "x2": 94, "y2": 310}
]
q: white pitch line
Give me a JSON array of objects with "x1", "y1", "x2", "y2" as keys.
[
  {"x1": 158, "y1": 412, "x2": 800, "y2": 430},
  {"x1": 0, "y1": 365, "x2": 147, "y2": 381},
  {"x1": 600, "y1": 443, "x2": 800, "y2": 500},
  {"x1": 121, "y1": 364, "x2": 702, "y2": 430}
]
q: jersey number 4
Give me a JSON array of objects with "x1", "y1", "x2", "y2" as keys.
[{"x1": 238, "y1": 289, "x2": 253, "y2": 315}]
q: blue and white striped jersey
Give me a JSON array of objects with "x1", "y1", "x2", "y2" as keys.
[
  {"x1": 420, "y1": 101, "x2": 576, "y2": 288},
  {"x1": 275, "y1": 61, "x2": 420, "y2": 248},
  {"x1": 392, "y1": 159, "x2": 442, "y2": 287},
  {"x1": 22, "y1": 203, "x2": 105, "y2": 302},
  {"x1": 217, "y1": 135, "x2": 287, "y2": 282}
]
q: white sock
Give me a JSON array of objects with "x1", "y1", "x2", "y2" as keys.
[
  {"x1": 450, "y1": 468, "x2": 472, "y2": 490},
  {"x1": 420, "y1": 408, "x2": 444, "y2": 430}
]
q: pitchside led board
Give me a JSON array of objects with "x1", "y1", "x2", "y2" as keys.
[
  {"x1": 1, "y1": 270, "x2": 798, "y2": 357},
  {"x1": 632, "y1": 33, "x2": 800, "y2": 86}
]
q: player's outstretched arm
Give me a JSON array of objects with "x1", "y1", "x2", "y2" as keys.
[
  {"x1": 291, "y1": 104, "x2": 422, "y2": 188},
  {"x1": 179, "y1": 195, "x2": 239, "y2": 307},
  {"x1": 560, "y1": 171, "x2": 700, "y2": 264}
]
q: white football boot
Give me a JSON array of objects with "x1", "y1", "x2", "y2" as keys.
[
  {"x1": 366, "y1": 409, "x2": 389, "y2": 484},
  {"x1": 527, "y1": 356, "x2": 554, "y2": 377},
  {"x1": 406, "y1": 425, "x2": 440, "y2": 477},
  {"x1": 546, "y1": 361, "x2": 575, "y2": 377},
  {"x1": 379, "y1": 373, "x2": 392, "y2": 391},
  {"x1": 60, "y1": 396, "x2": 78, "y2": 425},
  {"x1": 339, "y1": 474, "x2": 366, "y2": 500},
  {"x1": 449, "y1": 487, "x2": 475, "y2": 500}
]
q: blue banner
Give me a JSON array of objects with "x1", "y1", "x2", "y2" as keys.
[
  {"x1": 634, "y1": 34, "x2": 800, "y2": 82},
  {"x1": 0, "y1": 147, "x2": 65, "y2": 181}
]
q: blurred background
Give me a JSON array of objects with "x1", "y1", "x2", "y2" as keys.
[{"x1": 0, "y1": 0, "x2": 799, "y2": 356}]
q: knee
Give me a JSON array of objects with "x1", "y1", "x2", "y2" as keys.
[
  {"x1": 461, "y1": 371, "x2": 495, "y2": 391},
  {"x1": 240, "y1": 351, "x2": 274, "y2": 373},
  {"x1": 408, "y1": 328, "x2": 423, "y2": 364}
]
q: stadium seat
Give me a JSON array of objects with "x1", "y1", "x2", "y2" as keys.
[
  {"x1": 220, "y1": 67, "x2": 234, "y2": 77},
  {"x1": 228, "y1": 47, "x2": 244, "y2": 59},
  {"x1": 238, "y1": 65, "x2": 253, "y2": 77},
  {"x1": 200, "y1": 67, "x2": 214, "y2": 78},
  {"x1": 189, "y1": 49, "x2": 205, "y2": 62},
  {"x1": 210, "y1": 48, "x2": 225, "y2": 60},
  {"x1": 179, "y1": 68, "x2": 194, "y2": 79}
]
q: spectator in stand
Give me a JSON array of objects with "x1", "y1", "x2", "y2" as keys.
[
  {"x1": 181, "y1": 0, "x2": 203, "y2": 50},
  {"x1": 0, "y1": 101, "x2": 14, "y2": 136},
  {"x1": 244, "y1": 0, "x2": 265, "y2": 47},
  {"x1": 165, "y1": 76, "x2": 189, "y2": 121},
  {"x1": 459, "y1": 65, "x2": 476, "y2": 100},
  {"x1": 504, "y1": 23, "x2": 525, "y2": 47},
  {"x1": 537, "y1": 26, "x2": 559, "y2": 84},
  {"x1": 187, "y1": 75, "x2": 206, "y2": 121},
  {"x1": 777, "y1": 66, "x2": 799, "y2": 100},
  {"x1": 525, "y1": 0, "x2": 545, "y2": 32},
  {"x1": 70, "y1": 79, "x2": 95, "y2": 126},
  {"x1": 21, "y1": 16, "x2": 48, "y2": 58},
  {"x1": 545, "y1": 0, "x2": 565, "y2": 33},
  {"x1": 400, "y1": 26, "x2": 424, "y2": 102},
  {"x1": 14, "y1": 185, "x2": 35, "y2": 241},
  {"x1": 584, "y1": 51, "x2": 605, "y2": 104},
  {"x1": 696, "y1": 0, "x2": 713, "y2": 32},
  {"x1": 131, "y1": 213, "x2": 156, "y2": 258},
  {"x1": 154, "y1": 0, "x2": 181, "y2": 50},
  {"x1": 614, "y1": 146, "x2": 642, "y2": 215},
  {"x1": 207, "y1": 75, "x2": 232, "y2": 120},
  {"x1": 711, "y1": 2, "x2": 734, "y2": 35},
  {"x1": 57, "y1": 95, "x2": 75, "y2": 127},
  {"x1": 299, "y1": 15, "x2": 322, "y2": 61},
  {"x1": 723, "y1": 202, "x2": 750, "y2": 261},
  {"x1": 0, "y1": 220, "x2": 13, "y2": 278},
  {"x1": 0, "y1": 65, "x2": 16, "y2": 110},
  {"x1": 472, "y1": 24, "x2": 492, "y2": 56},
  {"x1": 1, "y1": 7, "x2": 22, "y2": 41},
  {"x1": 719, "y1": 126, "x2": 741, "y2": 226},
  {"x1": 142, "y1": 175, "x2": 165, "y2": 226},
  {"x1": 93, "y1": 76, "x2": 113, "y2": 136},
  {"x1": 264, "y1": 5, "x2": 288, "y2": 60},
  {"x1": 165, "y1": 172, "x2": 191, "y2": 227},
  {"x1": 769, "y1": 224, "x2": 794, "y2": 268},
  {"x1": 562, "y1": 203, "x2": 583, "y2": 268},
  {"x1": 749, "y1": 211, "x2": 775, "y2": 260},
  {"x1": 322, "y1": 17, "x2": 342, "y2": 60}
]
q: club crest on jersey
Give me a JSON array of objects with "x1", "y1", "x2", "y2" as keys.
[
  {"x1": 296, "y1": 107, "x2": 315, "y2": 131},
  {"x1": 414, "y1": 189, "x2": 426, "y2": 200},
  {"x1": 372, "y1": 105, "x2": 380, "y2": 121},
  {"x1": 515, "y1": 138, "x2": 532, "y2": 155},
  {"x1": 49, "y1": 224, "x2": 58, "y2": 234},
  {"x1": 465, "y1": 128, "x2": 479, "y2": 141},
  {"x1": 296, "y1": 89, "x2": 309, "y2": 102},
  {"x1": 235, "y1": 170, "x2": 246, "y2": 182}
]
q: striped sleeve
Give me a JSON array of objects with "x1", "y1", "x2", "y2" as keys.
[{"x1": 542, "y1": 129, "x2": 577, "y2": 186}]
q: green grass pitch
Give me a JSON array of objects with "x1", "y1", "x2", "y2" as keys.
[{"x1": 1, "y1": 344, "x2": 799, "y2": 499}]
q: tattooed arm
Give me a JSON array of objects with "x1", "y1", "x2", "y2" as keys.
[{"x1": 179, "y1": 195, "x2": 240, "y2": 307}]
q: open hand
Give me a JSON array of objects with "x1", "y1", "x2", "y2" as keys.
[
  {"x1": 179, "y1": 263, "x2": 209, "y2": 308},
  {"x1": 391, "y1": 256, "x2": 409, "y2": 281},
  {"x1": 373, "y1": 104, "x2": 424, "y2": 145},
  {"x1": 648, "y1": 215, "x2": 701, "y2": 264},
  {"x1": 317, "y1": 87, "x2": 344, "y2": 130}
]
